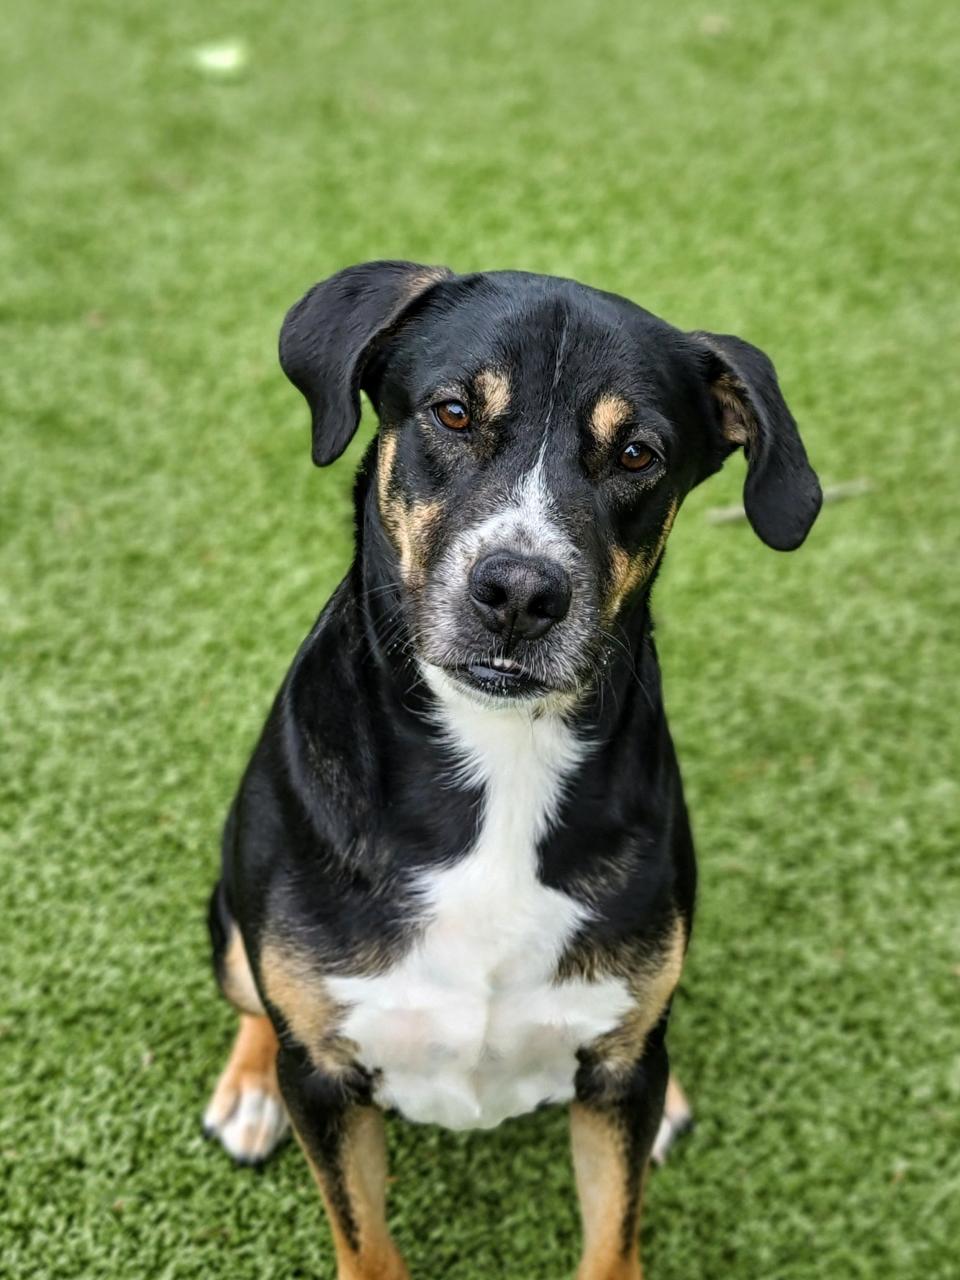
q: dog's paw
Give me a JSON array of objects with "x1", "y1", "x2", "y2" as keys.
[
  {"x1": 203, "y1": 1072, "x2": 289, "y2": 1166},
  {"x1": 651, "y1": 1075, "x2": 693, "y2": 1166}
]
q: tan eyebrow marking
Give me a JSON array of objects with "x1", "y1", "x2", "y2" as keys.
[
  {"x1": 474, "y1": 369, "x2": 511, "y2": 420},
  {"x1": 590, "y1": 393, "x2": 632, "y2": 444}
]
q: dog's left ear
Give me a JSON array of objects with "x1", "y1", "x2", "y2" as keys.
[
  {"x1": 691, "y1": 331, "x2": 822, "y2": 550},
  {"x1": 280, "y1": 260, "x2": 454, "y2": 465}
]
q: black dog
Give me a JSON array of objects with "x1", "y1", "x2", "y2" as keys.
[{"x1": 203, "y1": 261, "x2": 821, "y2": 1280}]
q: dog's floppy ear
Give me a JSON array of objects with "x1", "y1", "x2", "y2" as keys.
[
  {"x1": 280, "y1": 260, "x2": 454, "y2": 466},
  {"x1": 692, "y1": 331, "x2": 822, "y2": 550}
]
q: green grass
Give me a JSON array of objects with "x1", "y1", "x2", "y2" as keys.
[{"x1": 2, "y1": 0, "x2": 958, "y2": 1276}]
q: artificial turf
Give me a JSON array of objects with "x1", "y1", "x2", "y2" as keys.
[{"x1": 2, "y1": 0, "x2": 958, "y2": 1276}]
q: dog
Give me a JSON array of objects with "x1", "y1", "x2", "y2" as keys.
[{"x1": 202, "y1": 261, "x2": 821, "y2": 1279}]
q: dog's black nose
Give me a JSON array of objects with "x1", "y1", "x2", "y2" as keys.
[{"x1": 469, "y1": 553, "x2": 572, "y2": 640}]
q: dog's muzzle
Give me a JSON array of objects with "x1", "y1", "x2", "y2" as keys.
[{"x1": 468, "y1": 552, "x2": 572, "y2": 641}]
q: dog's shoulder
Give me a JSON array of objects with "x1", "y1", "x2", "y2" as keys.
[{"x1": 226, "y1": 575, "x2": 376, "y2": 881}]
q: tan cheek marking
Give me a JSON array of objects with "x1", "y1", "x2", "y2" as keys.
[
  {"x1": 604, "y1": 498, "x2": 680, "y2": 621},
  {"x1": 383, "y1": 496, "x2": 441, "y2": 583},
  {"x1": 590, "y1": 393, "x2": 632, "y2": 445},
  {"x1": 386, "y1": 498, "x2": 439, "y2": 580},
  {"x1": 377, "y1": 431, "x2": 441, "y2": 583},
  {"x1": 606, "y1": 545, "x2": 649, "y2": 623},
  {"x1": 376, "y1": 431, "x2": 398, "y2": 516},
  {"x1": 475, "y1": 368, "x2": 511, "y2": 420},
  {"x1": 259, "y1": 942, "x2": 355, "y2": 1076},
  {"x1": 404, "y1": 500, "x2": 441, "y2": 579}
]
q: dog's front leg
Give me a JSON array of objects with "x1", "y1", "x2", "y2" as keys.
[
  {"x1": 570, "y1": 1026, "x2": 669, "y2": 1280},
  {"x1": 277, "y1": 1045, "x2": 409, "y2": 1280}
]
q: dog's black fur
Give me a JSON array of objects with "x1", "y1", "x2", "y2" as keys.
[{"x1": 206, "y1": 261, "x2": 821, "y2": 1277}]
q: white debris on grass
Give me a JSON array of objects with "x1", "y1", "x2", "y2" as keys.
[{"x1": 190, "y1": 40, "x2": 249, "y2": 77}]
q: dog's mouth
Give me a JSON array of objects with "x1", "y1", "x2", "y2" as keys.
[{"x1": 445, "y1": 655, "x2": 548, "y2": 700}]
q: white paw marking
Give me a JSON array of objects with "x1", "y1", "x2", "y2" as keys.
[
  {"x1": 203, "y1": 1082, "x2": 289, "y2": 1165},
  {"x1": 651, "y1": 1090, "x2": 693, "y2": 1166}
]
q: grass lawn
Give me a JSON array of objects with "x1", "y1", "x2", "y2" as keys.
[{"x1": 2, "y1": 0, "x2": 958, "y2": 1276}]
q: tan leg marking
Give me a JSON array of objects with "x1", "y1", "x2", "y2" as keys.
[
  {"x1": 259, "y1": 940, "x2": 358, "y2": 1076},
  {"x1": 664, "y1": 1073, "x2": 689, "y2": 1116},
  {"x1": 297, "y1": 1108, "x2": 410, "y2": 1280},
  {"x1": 571, "y1": 1103, "x2": 645, "y2": 1280},
  {"x1": 219, "y1": 925, "x2": 265, "y2": 1016},
  {"x1": 571, "y1": 920, "x2": 688, "y2": 1276},
  {"x1": 263, "y1": 944, "x2": 406, "y2": 1275},
  {"x1": 260, "y1": 941, "x2": 337, "y2": 1047},
  {"x1": 203, "y1": 1014, "x2": 288, "y2": 1164},
  {"x1": 651, "y1": 1073, "x2": 694, "y2": 1165},
  {"x1": 591, "y1": 917, "x2": 686, "y2": 1070},
  {"x1": 590, "y1": 393, "x2": 632, "y2": 446}
]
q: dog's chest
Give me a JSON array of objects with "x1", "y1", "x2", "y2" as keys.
[{"x1": 326, "y1": 686, "x2": 634, "y2": 1130}]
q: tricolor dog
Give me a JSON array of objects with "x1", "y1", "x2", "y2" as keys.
[{"x1": 203, "y1": 262, "x2": 821, "y2": 1279}]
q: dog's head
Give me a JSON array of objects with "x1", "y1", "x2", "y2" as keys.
[{"x1": 281, "y1": 261, "x2": 821, "y2": 706}]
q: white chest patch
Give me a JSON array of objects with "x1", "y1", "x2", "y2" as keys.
[{"x1": 325, "y1": 670, "x2": 634, "y2": 1130}]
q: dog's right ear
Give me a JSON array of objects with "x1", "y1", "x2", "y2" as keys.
[
  {"x1": 279, "y1": 260, "x2": 454, "y2": 466},
  {"x1": 691, "y1": 330, "x2": 822, "y2": 551}
]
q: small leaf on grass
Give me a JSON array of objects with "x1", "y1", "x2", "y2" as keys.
[{"x1": 700, "y1": 15, "x2": 732, "y2": 37}]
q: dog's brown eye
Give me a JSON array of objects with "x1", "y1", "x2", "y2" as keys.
[
  {"x1": 433, "y1": 400, "x2": 471, "y2": 431},
  {"x1": 619, "y1": 442, "x2": 657, "y2": 472}
]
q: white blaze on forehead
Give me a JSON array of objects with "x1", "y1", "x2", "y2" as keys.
[{"x1": 459, "y1": 451, "x2": 575, "y2": 565}]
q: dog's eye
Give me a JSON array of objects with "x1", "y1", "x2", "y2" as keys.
[
  {"x1": 432, "y1": 400, "x2": 471, "y2": 431},
  {"x1": 619, "y1": 442, "x2": 658, "y2": 472}
]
